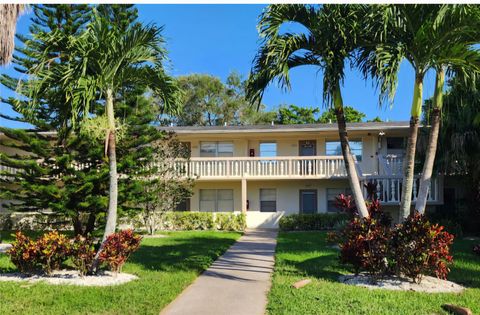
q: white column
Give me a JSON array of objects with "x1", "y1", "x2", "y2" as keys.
[{"x1": 241, "y1": 178, "x2": 247, "y2": 214}]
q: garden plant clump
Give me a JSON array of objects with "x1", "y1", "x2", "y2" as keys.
[
  {"x1": 99, "y1": 229, "x2": 142, "y2": 273},
  {"x1": 332, "y1": 192, "x2": 455, "y2": 285},
  {"x1": 5, "y1": 229, "x2": 142, "y2": 280}
]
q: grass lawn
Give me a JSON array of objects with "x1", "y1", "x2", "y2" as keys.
[
  {"x1": 268, "y1": 232, "x2": 480, "y2": 315},
  {"x1": 0, "y1": 230, "x2": 241, "y2": 315}
]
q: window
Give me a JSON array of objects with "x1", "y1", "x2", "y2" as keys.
[
  {"x1": 326, "y1": 188, "x2": 352, "y2": 212},
  {"x1": 200, "y1": 142, "x2": 233, "y2": 157},
  {"x1": 199, "y1": 189, "x2": 234, "y2": 212},
  {"x1": 260, "y1": 189, "x2": 276, "y2": 212},
  {"x1": 387, "y1": 137, "x2": 404, "y2": 150},
  {"x1": 175, "y1": 198, "x2": 190, "y2": 211},
  {"x1": 217, "y1": 189, "x2": 234, "y2": 212},
  {"x1": 326, "y1": 140, "x2": 363, "y2": 162},
  {"x1": 259, "y1": 142, "x2": 277, "y2": 158}
]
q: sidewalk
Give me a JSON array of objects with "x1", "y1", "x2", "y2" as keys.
[{"x1": 161, "y1": 229, "x2": 278, "y2": 315}]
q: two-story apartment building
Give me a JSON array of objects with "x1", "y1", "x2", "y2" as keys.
[
  {"x1": 0, "y1": 122, "x2": 443, "y2": 229},
  {"x1": 165, "y1": 121, "x2": 443, "y2": 228}
]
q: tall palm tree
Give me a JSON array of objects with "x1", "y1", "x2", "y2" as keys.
[
  {"x1": 27, "y1": 11, "x2": 181, "y2": 241},
  {"x1": 360, "y1": 4, "x2": 480, "y2": 220},
  {"x1": 246, "y1": 4, "x2": 370, "y2": 218},
  {"x1": 415, "y1": 6, "x2": 480, "y2": 213},
  {"x1": 0, "y1": 4, "x2": 25, "y2": 65}
]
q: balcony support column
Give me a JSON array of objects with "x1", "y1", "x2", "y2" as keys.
[{"x1": 241, "y1": 177, "x2": 247, "y2": 214}]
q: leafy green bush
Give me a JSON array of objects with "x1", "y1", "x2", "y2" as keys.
[
  {"x1": 158, "y1": 212, "x2": 245, "y2": 231},
  {"x1": 161, "y1": 212, "x2": 215, "y2": 230},
  {"x1": 279, "y1": 213, "x2": 349, "y2": 231},
  {"x1": 215, "y1": 213, "x2": 246, "y2": 231}
]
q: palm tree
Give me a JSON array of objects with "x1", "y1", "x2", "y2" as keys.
[
  {"x1": 27, "y1": 11, "x2": 181, "y2": 241},
  {"x1": 360, "y1": 4, "x2": 480, "y2": 220},
  {"x1": 0, "y1": 4, "x2": 25, "y2": 65},
  {"x1": 246, "y1": 4, "x2": 370, "y2": 218},
  {"x1": 415, "y1": 7, "x2": 480, "y2": 213}
]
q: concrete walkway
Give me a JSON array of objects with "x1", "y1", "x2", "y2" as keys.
[{"x1": 161, "y1": 229, "x2": 277, "y2": 315}]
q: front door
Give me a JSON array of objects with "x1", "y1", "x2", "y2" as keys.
[
  {"x1": 300, "y1": 190, "x2": 317, "y2": 214},
  {"x1": 299, "y1": 140, "x2": 316, "y2": 156},
  {"x1": 299, "y1": 140, "x2": 316, "y2": 175}
]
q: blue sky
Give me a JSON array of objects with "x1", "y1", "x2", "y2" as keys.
[{"x1": 0, "y1": 4, "x2": 437, "y2": 128}]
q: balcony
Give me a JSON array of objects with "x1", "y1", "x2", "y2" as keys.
[
  {"x1": 174, "y1": 156, "x2": 347, "y2": 180},
  {"x1": 378, "y1": 154, "x2": 403, "y2": 176},
  {"x1": 360, "y1": 175, "x2": 442, "y2": 204}
]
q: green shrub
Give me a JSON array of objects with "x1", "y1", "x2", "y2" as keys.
[
  {"x1": 216, "y1": 213, "x2": 246, "y2": 231},
  {"x1": 279, "y1": 213, "x2": 349, "y2": 231},
  {"x1": 158, "y1": 212, "x2": 245, "y2": 231},
  {"x1": 161, "y1": 212, "x2": 215, "y2": 230}
]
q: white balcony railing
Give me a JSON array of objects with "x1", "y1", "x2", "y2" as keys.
[
  {"x1": 378, "y1": 154, "x2": 403, "y2": 176},
  {"x1": 361, "y1": 175, "x2": 441, "y2": 204},
  {"x1": 174, "y1": 156, "x2": 347, "y2": 179},
  {"x1": 0, "y1": 164, "x2": 19, "y2": 180}
]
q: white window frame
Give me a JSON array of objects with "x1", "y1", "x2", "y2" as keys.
[
  {"x1": 259, "y1": 141, "x2": 277, "y2": 158},
  {"x1": 199, "y1": 189, "x2": 234, "y2": 212},
  {"x1": 260, "y1": 188, "x2": 277, "y2": 212},
  {"x1": 325, "y1": 139, "x2": 363, "y2": 162},
  {"x1": 200, "y1": 141, "x2": 234, "y2": 157}
]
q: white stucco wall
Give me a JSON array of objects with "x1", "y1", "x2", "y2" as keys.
[{"x1": 188, "y1": 179, "x2": 350, "y2": 228}]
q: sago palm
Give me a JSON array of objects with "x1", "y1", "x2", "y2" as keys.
[
  {"x1": 27, "y1": 11, "x2": 181, "y2": 241},
  {"x1": 246, "y1": 4, "x2": 370, "y2": 218},
  {"x1": 360, "y1": 4, "x2": 480, "y2": 220}
]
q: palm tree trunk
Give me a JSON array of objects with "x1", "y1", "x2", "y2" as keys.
[
  {"x1": 399, "y1": 73, "x2": 423, "y2": 221},
  {"x1": 0, "y1": 4, "x2": 24, "y2": 65},
  {"x1": 102, "y1": 87, "x2": 118, "y2": 240},
  {"x1": 333, "y1": 86, "x2": 369, "y2": 219},
  {"x1": 91, "y1": 88, "x2": 117, "y2": 273},
  {"x1": 416, "y1": 69, "x2": 444, "y2": 214}
]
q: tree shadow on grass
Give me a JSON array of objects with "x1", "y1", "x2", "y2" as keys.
[
  {"x1": 447, "y1": 240, "x2": 480, "y2": 289},
  {"x1": 129, "y1": 236, "x2": 237, "y2": 273},
  {"x1": 281, "y1": 252, "x2": 344, "y2": 282}
]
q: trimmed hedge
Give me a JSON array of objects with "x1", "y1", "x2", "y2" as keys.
[
  {"x1": 159, "y1": 212, "x2": 246, "y2": 231},
  {"x1": 279, "y1": 213, "x2": 349, "y2": 231}
]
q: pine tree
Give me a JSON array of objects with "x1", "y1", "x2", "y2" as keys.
[
  {"x1": 0, "y1": 5, "x2": 108, "y2": 235},
  {"x1": 0, "y1": 4, "x2": 178, "y2": 236}
]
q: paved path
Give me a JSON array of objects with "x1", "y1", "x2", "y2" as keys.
[{"x1": 161, "y1": 229, "x2": 277, "y2": 315}]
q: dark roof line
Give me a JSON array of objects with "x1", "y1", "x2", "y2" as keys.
[{"x1": 159, "y1": 121, "x2": 412, "y2": 134}]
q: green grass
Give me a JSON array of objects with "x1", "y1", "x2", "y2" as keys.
[
  {"x1": 0, "y1": 230, "x2": 241, "y2": 315},
  {"x1": 268, "y1": 232, "x2": 480, "y2": 315}
]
